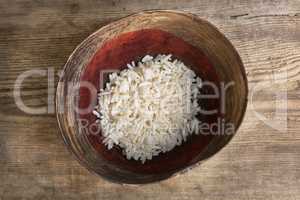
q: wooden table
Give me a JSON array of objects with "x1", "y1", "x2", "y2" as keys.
[{"x1": 0, "y1": 1, "x2": 299, "y2": 199}]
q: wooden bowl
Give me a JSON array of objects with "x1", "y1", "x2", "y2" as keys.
[{"x1": 56, "y1": 10, "x2": 248, "y2": 184}]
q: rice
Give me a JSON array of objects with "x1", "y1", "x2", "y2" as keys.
[{"x1": 93, "y1": 54, "x2": 202, "y2": 163}]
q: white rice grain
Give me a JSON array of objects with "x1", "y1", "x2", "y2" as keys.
[{"x1": 94, "y1": 54, "x2": 202, "y2": 163}]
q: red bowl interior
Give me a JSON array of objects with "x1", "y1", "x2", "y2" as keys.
[{"x1": 79, "y1": 29, "x2": 221, "y2": 174}]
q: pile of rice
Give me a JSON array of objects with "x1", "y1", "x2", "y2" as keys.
[{"x1": 93, "y1": 54, "x2": 202, "y2": 163}]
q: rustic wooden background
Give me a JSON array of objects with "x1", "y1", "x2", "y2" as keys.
[{"x1": 0, "y1": 0, "x2": 300, "y2": 199}]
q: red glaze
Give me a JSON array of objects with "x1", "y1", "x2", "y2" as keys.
[{"x1": 79, "y1": 29, "x2": 220, "y2": 174}]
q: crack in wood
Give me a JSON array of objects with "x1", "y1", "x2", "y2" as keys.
[
  {"x1": 247, "y1": 13, "x2": 300, "y2": 19},
  {"x1": 230, "y1": 13, "x2": 300, "y2": 20},
  {"x1": 230, "y1": 13, "x2": 249, "y2": 19}
]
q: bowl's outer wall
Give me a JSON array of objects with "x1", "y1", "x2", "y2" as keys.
[{"x1": 56, "y1": 10, "x2": 248, "y2": 184}]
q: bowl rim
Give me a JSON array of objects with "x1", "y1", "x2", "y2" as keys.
[{"x1": 56, "y1": 9, "x2": 249, "y2": 185}]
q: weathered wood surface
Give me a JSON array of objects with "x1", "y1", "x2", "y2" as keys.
[{"x1": 0, "y1": 0, "x2": 299, "y2": 199}]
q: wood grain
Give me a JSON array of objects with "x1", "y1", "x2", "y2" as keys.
[{"x1": 0, "y1": 0, "x2": 300, "y2": 199}]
